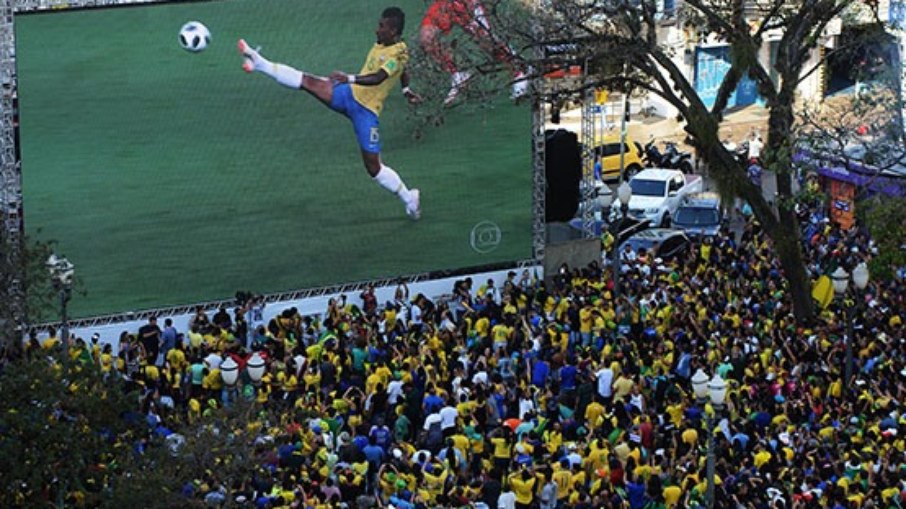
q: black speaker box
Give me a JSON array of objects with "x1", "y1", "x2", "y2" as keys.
[{"x1": 544, "y1": 129, "x2": 582, "y2": 222}]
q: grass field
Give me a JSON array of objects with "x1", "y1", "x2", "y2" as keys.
[{"x1": 16, "y1": 0, "x2": 532, "y2": 318}]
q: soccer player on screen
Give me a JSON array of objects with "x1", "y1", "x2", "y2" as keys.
[
  {"x1": 420, "y1": 0, "x2": 527, "y2": 105},
  {"x1": 238, "y1": 7, "x2": 422, "y2": 220}
]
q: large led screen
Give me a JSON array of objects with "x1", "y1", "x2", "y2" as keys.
[{"x1": 17, "y1": 0, "x2": 532, "y2": 318}]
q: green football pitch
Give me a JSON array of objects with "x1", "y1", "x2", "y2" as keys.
[{"x1": 16, "y1": 0, "x2": 532, "y2": 318}]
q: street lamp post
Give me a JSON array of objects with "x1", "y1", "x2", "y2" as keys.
[
  {"x1": 691, "y1": 369, "x2": 727, "y2": 509},
  {"x1": 46, "y1": 254, "x2": 75, "y2": 351},
  {"x1": 831, "y1": 263, "x2": 870, "y2": 385},
  {"x1": 220, "y1": 352, "x2": 266, "y2": 406},
  {"x1": 831, "y1": 266, "x2": 851, "y2": 384},
  {"x1": 705, "y1": 374, "x2": 727, "y2": 509},
  {"x1": 610, "y1": 181, "x2": 632, "y2": 298},
  {"x1": 246, "y1": 352, "x2": 266, "y2": 385}
]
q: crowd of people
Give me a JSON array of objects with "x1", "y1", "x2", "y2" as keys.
[{"x1": 24, "y1": 198, "x2": 906, "y2": 509}]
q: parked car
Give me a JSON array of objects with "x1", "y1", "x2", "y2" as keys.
[
  {"x1": 626, "y1": 168, "x2": 703, "y2": 227},
  {"x1": 673, "y1": 193, "x2": 723, "y2": 237},
  {"x1": 620, "y1": 228, "x2": 692, "y2": 260},
  {"x1": 592, "y1": 134, "x2": 645, "y2": 180}
]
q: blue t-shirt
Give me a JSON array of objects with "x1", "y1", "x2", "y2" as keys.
[
  {"x1": 363, "y1": 444, "x2": 385, "y2": 466},
  {"x1": 353, "y1": 435, "x2": 369, "y2": 451},
  {"x1": 627, "y1": 481, "x2": 646, "y2": 509},
  {"x1": 371, "y1": 426, "x2": 391, "y2": 449},
  {"x1": 423, "y1": 393, "x2": 444, "y2": 414},
  {"x1": 560, "y1": 365, "x2": 578, "y2": 390},
  {"x1": 531, "y1": 361, "x2": 550, "y2": 388}
]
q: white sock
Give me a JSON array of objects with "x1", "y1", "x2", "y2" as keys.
[
  {"x1": 266, "y1": 63, "x2": 304, "y2": 89},
  {"x1": 252, "y1": 52, "x2": 303, "y2": 89},
  {"x1": 374, "y1": 165, "x2": 411, "y2": 203}
]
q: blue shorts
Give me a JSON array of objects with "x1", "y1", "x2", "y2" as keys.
[{"x1": 329, "y1": 83, "x2": 381, "y2": 154}]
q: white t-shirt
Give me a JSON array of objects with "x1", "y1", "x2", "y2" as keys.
[
  {"x1": 748, "y1": 137, "x2": 763, "y2": 159},
  {"x1": 518, "y1": 397, "x2": 536, "y2": 420},
  {"x1": 410, "y1": 303, "x2": 423, "y2": 326},
  {"x1": 292, "y1": 354, "x2": 307, "y2": 376},
  {"x1": 387, "y1": 380, "x2": 404, "y2": 405},
  {"x1": 629, "y1": 393, "x2": 645, "y2": 412},
  {"x1": 596, "y1": 367, "x2": 614, "y2": 398},
  {"x1": 497, "y1": 490, "x2": 516, "y2": 509},
  {"x1": 439, "y1": 405, "x2": 459, "y2": 430},
  {"x1": 423, "y1": 412, "x2": 442, "y2": 431},
  {"x1": 204, "y1": 353, "x2": 222, "y2": 370}
]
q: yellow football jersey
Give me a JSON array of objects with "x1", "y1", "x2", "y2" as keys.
[{"x1": 352, "y1": 41, "x2": 408, "y2": 116}]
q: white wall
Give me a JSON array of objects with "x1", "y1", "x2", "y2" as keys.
[{"x1": 58, "y1": 266, "x2": 540, "y2": 352}]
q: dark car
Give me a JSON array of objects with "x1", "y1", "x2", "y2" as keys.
[
  {"x1": 620, "y1": 228, "x2": 691, "y2": 260},
  {"x1": 674, "y1": 193, "x2": 723, "y2": 237}
]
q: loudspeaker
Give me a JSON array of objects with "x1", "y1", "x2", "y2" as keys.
[{"x1": 545, "y1": 129, "x2": 582, "y2": 222}]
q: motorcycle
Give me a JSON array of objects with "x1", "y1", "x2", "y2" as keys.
[
  {"x1": 644, "y1": 137, "x2": 695, "y2": 173},
  {"x1": 662, "y1": 141, "x2": 695, "y2": 174},
  {"x1": 643, "y1": 137, "x2": 664, "y2": 168}
]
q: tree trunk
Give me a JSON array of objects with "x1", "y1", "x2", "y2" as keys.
[
  {"x1": 686, "y1": 105, "x2": 817, "y2": 325},
  {"x1": 770, "y1": 215, "x2": 816, "y2": 323},
  {"x1": 762, "y1": 92, "x2": 817, "y2": 324}
]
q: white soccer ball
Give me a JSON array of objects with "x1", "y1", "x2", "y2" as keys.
[{"x1": 179, "y1": 21, "x2": 211, "y2": 52}]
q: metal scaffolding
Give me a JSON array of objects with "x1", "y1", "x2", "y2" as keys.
[
  {"x1": 531, "y1": 99, "x2": 547, "y2": 262},
  {"x1": 580, "y1": 70, "x2": 597, "y2": 240},
  {"x1": 1, "y1": 0, "x2": 24, "y2": 342}
]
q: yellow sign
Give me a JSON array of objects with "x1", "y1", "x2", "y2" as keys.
[{"x1": 595, "y1": 89, "x2": 609, "y2": 105}]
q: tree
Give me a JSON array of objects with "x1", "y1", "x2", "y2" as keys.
[
  {"x1": 0, "y1": 350, "x2": 264, "y2": 508},
  {"x1": 0, "y1": 352, "x2": 147, "y2": 507},
  {"x1": 415, "y1": 0, "x2": 895, "y2": 324},
  {"x1": 861, "y1": 196, "x2": 906, "y2": 280},
  {"x1": 0, "y1": 225, "x2": 22, "y2": 359},
  {"x1": 0, "y1": 230, "x2": 60, "y2": 359}
]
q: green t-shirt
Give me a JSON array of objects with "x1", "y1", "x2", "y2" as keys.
[
  {"x1": 352, "y1": 347, "x2": 368, "y2": 374},
  {"x1": 394, "y1": 414, "x2": 411, "y2": 441}
]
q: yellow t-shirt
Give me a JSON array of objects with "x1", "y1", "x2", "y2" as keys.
[
  {"x1": 666, "y1": 403, "x2": 684, "y2": 426},
  {"x1": 143, "y1": 364, "x2": 160, "y2": 382},
  {"x1": 681, "y1": 428, "x2": 699, "y2": 446},
  {"x1": 509, "y1": 474, "x2": 537, "y2": 505},
  {"x1": 422, "y1": 466, "x2": 449, "y2": 500},
  {"x1": 584, "y1": 401, "x2": 606, "y2": 430},
  {"x1": 475, "y1": 317, "x2": 490, "y2": 339},
  {"x1": 384, "y1": 308, "x2": 398, "y2": 331},
  {"x1": 552, "y1": 470, "x2": 571, "y2": 500},
  {"x1": 579, "y1": 308, "x2": 593, "y2": 333},
  {"x1": 166, "y1": 348, "x2": 187, "y2": 372},
  {"x1": 754, "y1": 450, "x2": 772, "y2": 468},
  {"x1": 491, "y1": 437, "x2": 511, "y2": 459},
  {"x1": 42, "y1": 336, "x2": 61, "y2": 350},
  {"x1": 100, "y1": 353, "x2": 114, "y2": 373},
  {"x1": 365, "y1": 372, "x2": 382, "y2": 394},
  {"x1": 351, "y1": 41, "x2": 408, "y2": 116},
  {"x1": 663, "y1": 485, "x2": 682, "y2": 507},
  {"x1": 202, "y1": 368, "x2": 223, "y2": 391},
  {"x1": 492, "y1": 324, "x2": 512, "y2": 344}
]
